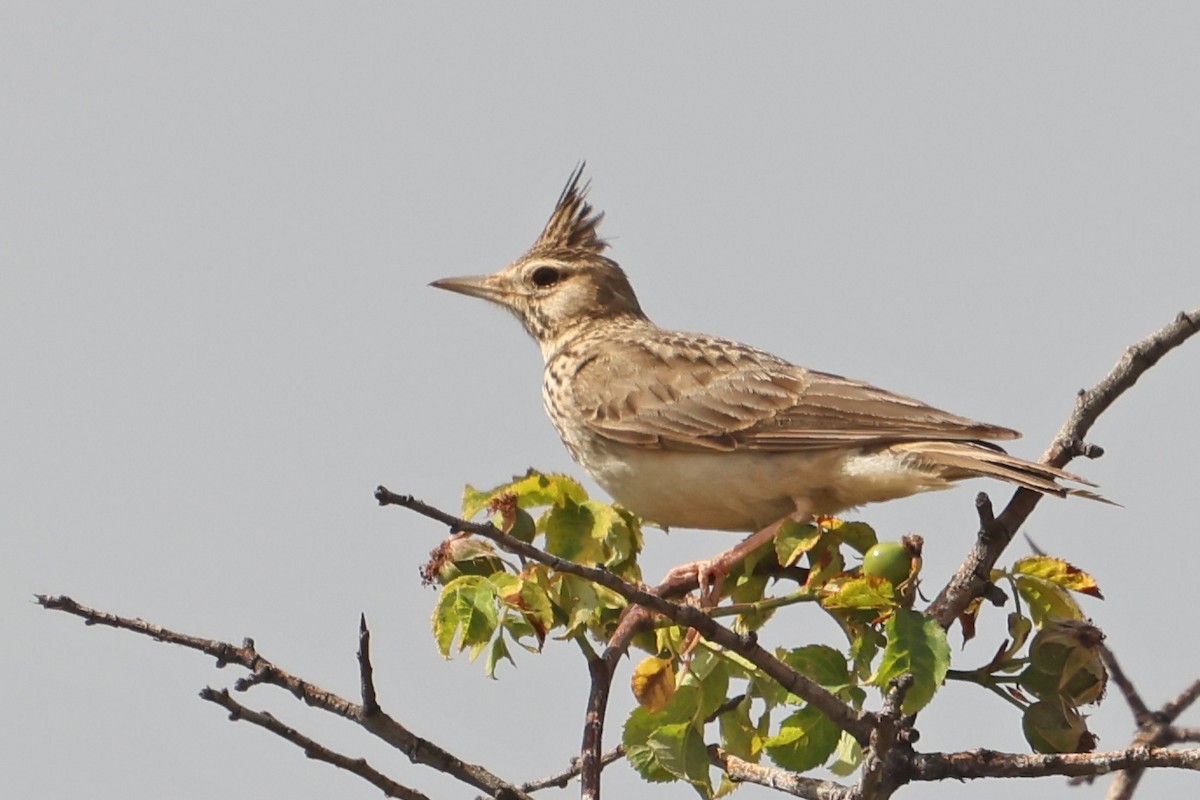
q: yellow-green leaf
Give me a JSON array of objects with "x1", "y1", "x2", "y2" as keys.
[
  {"x1": 1012, "y1": 556, "x2": 1103, "y2": 599},
  {"x1": 432, "y1": 575, "x2": 499, "y2": 658},
  {"x1": 820, "y1": 575, "x2": 898, "y2": 611},
  {"x1": 775, "y1": 520, "x2": 823, "y2": 567},
  {"x1": 1014, "y1": 574, "x2": 1086, "y2": 626},
  {"x1": 461, "y1": 469, "x2": 588, "y2": 519},
  {"x1": 543, "y1": 501, "x2": 607, "y2": 565}
]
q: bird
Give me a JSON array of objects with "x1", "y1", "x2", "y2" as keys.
[{"x1": 431, "y1": 166, "x2": 1102, "y2": 580}]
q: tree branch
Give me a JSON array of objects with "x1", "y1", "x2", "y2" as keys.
[
  {"x1": 928, "y1": 307, "x2": 1200, "y2": 628},
  {"x1": 910, "y1": 746, "x2": 1200, "y2": 781},
  {"x1": 710, "y1": 747, "x2": 853, "y2": 799},
  {"x1": 201, "y1": 687, "x2": 427, "y2": 800},
  {"x1": 36, "y1": 594, "x2": 536, "y2": 800}
]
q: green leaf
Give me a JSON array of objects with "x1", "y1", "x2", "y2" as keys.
[
  {"x1": 553, "y1": 573, "x2": 602, "y2": 639},
  {"x1": 835, "y1": 521, "x2": 878, "y2": 555},
  {"x1": 763, "y1": 705, "x2": 840, "y2": 772},
  {"x1": 625, "y1": 708, "x2": 712, "y2": 795},
  {"x1": 624, "y1": 707, "x2": 678, "y2": 783},
  {"x1": 1013, "y1": 556, "x2": 1103, "y2": 599},
  {"x1": 542, "y1": 501, "x2": 607, "y2": 565},
  {"x1": 717, "y1": 696, "x2": 760, "y2": 762},
  {"x1": 1014, "y1": 574, "x2": 1086, "y2": 626},
  {"x1": 828, "y1": 730, "x2": 864, "y2": 776},
  {"x1": 432, "y1": 575, "x2": 499, "y2": 658},
  {"x1": 778, "y1": 645, "x2": 852, "y2": 689},
  {"x1": 682, "y1": 650, "x2": 731, "y2": 723},
  {"x1": 649, "y1": 722, "x2": 713, "y2": 796},
  {"x1": 870, "y1": 609, "x2": 951, "y2": 714},
  {"x1": 461, "y1": 469, "x2": 588, "y2": 519},
  {"x1": 850, "y1": 632, "x2": 881, "y2": 681},
  {"x1": 483, "y1": 633, "x2": 514, "y2": 678}
]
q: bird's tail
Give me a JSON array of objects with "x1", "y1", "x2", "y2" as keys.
[{"x1": 891, "y1": 441, "x2": 1113, "y2": 504}]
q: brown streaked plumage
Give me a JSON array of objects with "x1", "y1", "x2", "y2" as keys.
[{"x1": 432, "y1": 167, "x2": 1103, "y2": 542}]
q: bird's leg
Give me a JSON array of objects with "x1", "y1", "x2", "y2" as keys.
[{"x1": 667, "y1": 500, "x2": 815, "y2": 604}]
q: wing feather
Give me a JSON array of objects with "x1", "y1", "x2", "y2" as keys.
[{"x1": 567, "y1": 332, "x2": 1018, "y2": 453}]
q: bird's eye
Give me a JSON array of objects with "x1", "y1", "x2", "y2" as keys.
[{"x1": 529, "y1": 265, "x2": 562, "y2": 288}]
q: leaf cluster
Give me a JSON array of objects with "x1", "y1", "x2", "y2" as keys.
[{"x1": 426, "y1": 470, "x2": 1107, "y2": 795}]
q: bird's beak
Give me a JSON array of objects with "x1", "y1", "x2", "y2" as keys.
[{"x1": 429, "y1": 274, "x2": 505, "y2": 303}]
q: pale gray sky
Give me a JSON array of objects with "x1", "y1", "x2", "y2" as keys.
[{"x1": 5, "y1": 4, "x2": 1199, "y2": 799}]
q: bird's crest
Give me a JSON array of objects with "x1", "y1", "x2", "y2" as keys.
[{"x1": 527, "y1": 164, "x2": 608, "y2": 258}]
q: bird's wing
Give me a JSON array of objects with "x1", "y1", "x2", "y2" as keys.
[{"x1": 568, "y1": 333, "x2": 1019, "y2": 452}]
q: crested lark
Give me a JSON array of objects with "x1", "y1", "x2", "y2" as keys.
[{"x1": 432, "y1": 167, "x2": 1102, "y2": 576}]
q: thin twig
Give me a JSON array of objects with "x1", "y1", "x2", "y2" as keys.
[
  {"x1": 37, "y1": 594, "x2": 535, "y2": 800},
  {"x1": 1099, "y1": 644, "x2": 1153, "y2": 725},
  {"x1": 201, "y1": 687, "x2": 427, "y2": 800},
  {"x1": 508, "y1": 746, "x2": 624, "y2": 794},
  {"x1": 1162, "y1": 679, "x2": 1200, "y2": 722}
]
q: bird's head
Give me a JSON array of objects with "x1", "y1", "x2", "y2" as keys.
[{"x1": 431, "y1": 166, "x2": 646, "y2": 357}]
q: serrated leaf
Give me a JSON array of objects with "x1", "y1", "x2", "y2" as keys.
[
  {"x1": 624, "y1": 707, "x2": 678, "y2": 784},
  {"x1": 850, "y1": 632, "x2": 881, "y2": 681},
  {"x1": 461, "y1": 469, "x2": 588, "y2": 519},
  {"x1": 763, "y1": 705, "x2": 840, "y2": 772},
  {"x1": 648, "y1": 722, "x2": 713, "y2": 797},
  {"x1": 820, "y1": 575, "x2": 898, "y2": 610},
  {"x1": 870, "y1": 609, "x2": 951, "y2": 714},
  {"x1": 1013, "y1": 556, "x2": 1103, "y2": 599},
  {"x1": 835, "y1": 521, "x2": 878, "y2": 555},
  {"x1": 828, "y1": 730, "x2": 864, "y2": 776},
  {"x1": 1014, "y1": 574, "x2": 1086, "y2": 626},
  {"x1": 687, "y1": 655, "x2": 731, "y2": 722},
  {"x1": 554, "y1": 573, "x2": 601, "y2": 638},
  {"x1": 593, "y1": 502, "x2": 644, "y2": 572},
  {"x1": 775, "y1": 520, "x2": 823, "y2": 566},
  {"x1": 805, "y1": 536, "x2": 846, "y2": 589},
  {"x1": 632, "y1": 657, "x2": 677, "y2": 713},
  {"x1": 542, "y1": 501, "x2": 607, "y2": 565},
  {"x1": 432, "y1": 575, "x2": 499, "y2": 658},
  {"x1": 718, "y1": 696, "x2": 760, "y2": 762},
  {"x1": 778, "y1": 645, "x2": 851, "y2": 688}
]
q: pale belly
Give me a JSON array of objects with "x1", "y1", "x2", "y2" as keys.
[{"x1": 574, "y1": 441, "x2": 952, "y2": 532}]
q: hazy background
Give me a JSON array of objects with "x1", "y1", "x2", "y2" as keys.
[{"x1": 4, "y1": 4, "x2": 1198, "y2": 798}]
